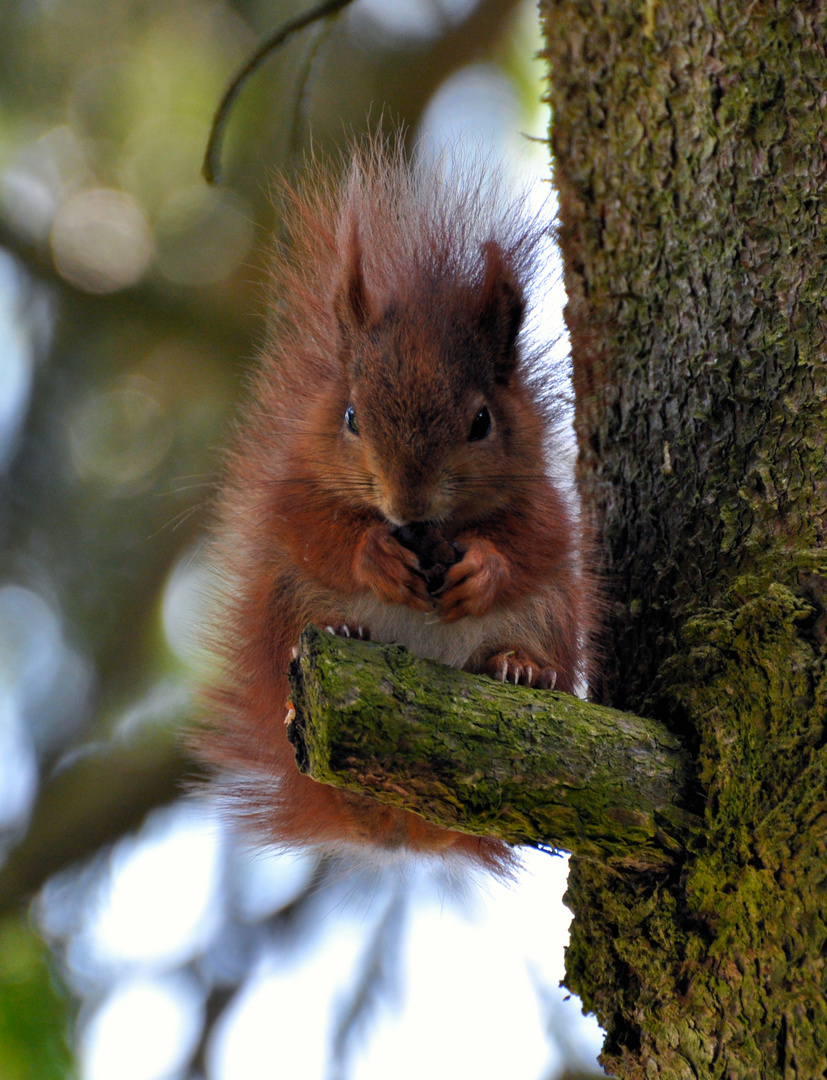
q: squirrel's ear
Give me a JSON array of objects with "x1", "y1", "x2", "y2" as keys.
[
  {"x1": 334, "y1": 227, "x2": 373, "y2": 340},
  {"x1": 477, "y1": 241, "x2": 525, "y2": 379}
]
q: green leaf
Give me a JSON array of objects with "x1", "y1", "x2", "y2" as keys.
[{"x1": 0, "y1": 916, "x2": 76, "y2": 1080}]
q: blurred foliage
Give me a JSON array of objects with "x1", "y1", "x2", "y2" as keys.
[
  {"x1": 0, "y1": 916, "x2": 75, "y2": 1080},
  {"x1": 0, "y1": 1, "x2": 598, "y2": 1077}
]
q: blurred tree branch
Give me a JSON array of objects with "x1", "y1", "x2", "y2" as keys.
[
  {"x1": 0, "y1": 729, "x2": 193, "y2": 916},
  {"x1": 0, "y1": 219, "x2": 255, "y2": 352}
]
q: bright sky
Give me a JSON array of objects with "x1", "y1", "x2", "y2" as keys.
[{"x1": 66, "y1": 805, "x2": 602, "y2": 1080}]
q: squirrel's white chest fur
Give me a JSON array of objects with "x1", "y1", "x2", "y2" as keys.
[{"x1": 343, "y1": 595, "x2": 512, "y2": 670}]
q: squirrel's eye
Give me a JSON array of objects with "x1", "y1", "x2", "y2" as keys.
[
  {"x1": 344, "y1": 404, "x2": 359, "y2": 435},
  {"x1": 468, "y1": 405, "x2": 491, "y2": 442}
]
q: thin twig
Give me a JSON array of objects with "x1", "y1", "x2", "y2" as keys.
[
  {"x1": 203, "y1": 0, "x2": 357, "y2": 184},
  {"x1": 288, "y1": 18, "x2": 335, "y2": 169}
]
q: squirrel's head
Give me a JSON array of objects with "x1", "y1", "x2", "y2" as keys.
[{"x1": 330, "y1": 234, "x2": 539, "y2": 528}]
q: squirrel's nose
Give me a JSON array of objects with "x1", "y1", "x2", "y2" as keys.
[
  {"x1": 380, "y1": 479, "x2": 432, "y2": 526},
  {"x1": 383, "y1": 497, "x2": 430, "y2": 527}
]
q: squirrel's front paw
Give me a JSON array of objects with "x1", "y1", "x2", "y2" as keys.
[
  {"x1": 437, "y1": 538, "x2": 508, "y2": 621},
  {"x1": 354, "y1": 526, "x2": 432, "y2": 611},
  {"x1": 484, "y1": 648, "x2": 557, "y2": 689}
]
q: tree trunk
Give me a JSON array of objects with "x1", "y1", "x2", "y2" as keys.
[{"x1": 541, "y1": 1, "x2": 827, "y2": 1076}]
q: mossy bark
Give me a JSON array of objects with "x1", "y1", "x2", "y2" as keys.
[
  {"x1": 541, "y1": 1, "x2": 827, "y2": 1076},
  {"x1": 288, "y1": 625, "x2": 698, "y2": 871}
]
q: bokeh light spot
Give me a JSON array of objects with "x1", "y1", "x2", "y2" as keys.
[
  {"x1": 1, "y1": 125, "x2": 93, "y2": 242},
  {"x1": 68, "y1": 374, "x2": 172, "y2": 493},
  {"x1": 0, "y1": 252, "x2": 36, "y2": 470},
  {"x1": 355, "y1": 0, "x2": 478, "y2": 42},
  {"x1": 51, "y1": 187, "x2": 153, "y2": 294},
  {"x1": 120, "y1": 117, "x2": 206, "y2": 213},
  {"x1": 86, "y1": 803, "x2": 223, "y2": 972},
  {"x1": 80, "y1": 973, "x2": 203, "y2": 1080},
  {"x1": 154, "y1": 185, "x2": 252, "y2": 286},
  {"x1": 0, "y1": 698, "x2": 37, "y2": 833}
]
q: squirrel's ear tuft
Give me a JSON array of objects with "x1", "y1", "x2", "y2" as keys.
[
  {"x1": 477, "y1": 241, "x2": 525, "y2": 378},
  {"x1": 334, "y1": 227, "x2": 373, "y2": 340}
]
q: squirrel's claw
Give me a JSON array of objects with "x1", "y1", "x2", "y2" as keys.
[
  {"x1": 321, "y1": 621, "x2": 371, "y2": 640},
  {"x1": 484, "y1": 648, "x2": 556, "y2": 689}
]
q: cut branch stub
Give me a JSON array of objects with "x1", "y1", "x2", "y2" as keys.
[{"x1": 288, "y1": 625, "x2": 699, "y2": 872}]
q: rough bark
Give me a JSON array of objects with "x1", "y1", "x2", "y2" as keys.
[
  {"x1": 541, "y1": 1, "x2": 827, "y2": 1077},
  {"x1": 288, "y1": 625, "x2": 698, "y2": 872}
]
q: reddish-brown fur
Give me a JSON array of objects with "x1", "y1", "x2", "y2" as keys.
[{"x1": 198, "y1": 139, "x2": 593, "y2": 873}]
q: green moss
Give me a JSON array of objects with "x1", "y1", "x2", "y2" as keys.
[
  {"x1": 290, "y1": 625, "x2": 697, "y2": 871},
  {"x1": 542, "y1": 0, "x2": 827, "y2": 1072},
  {"x1": 564, "y1": 583, "x2": 827, "y2": 1077}
]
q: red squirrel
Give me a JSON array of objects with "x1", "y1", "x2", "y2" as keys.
[{"x1": 198, "y1": 139, "x2": 591, "y2": 872}]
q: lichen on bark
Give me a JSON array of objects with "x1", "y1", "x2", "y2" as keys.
[
  {"x1": 288, "y1": 625, "x2": 698, "y2": 871},
  {"x1": 564, "y1": 583, "x2": 827, "y2": 1077},
  {"x1": 541, "y1": 0, "x2": 827, "y2": 1076}
]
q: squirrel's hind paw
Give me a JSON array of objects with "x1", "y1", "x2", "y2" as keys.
[
  {"x1": 321, "y1": 620, "x2": 371, "y2": 641},
  {"x1": 484, "y1": 648, "x2": 557, "y2": 689}
]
